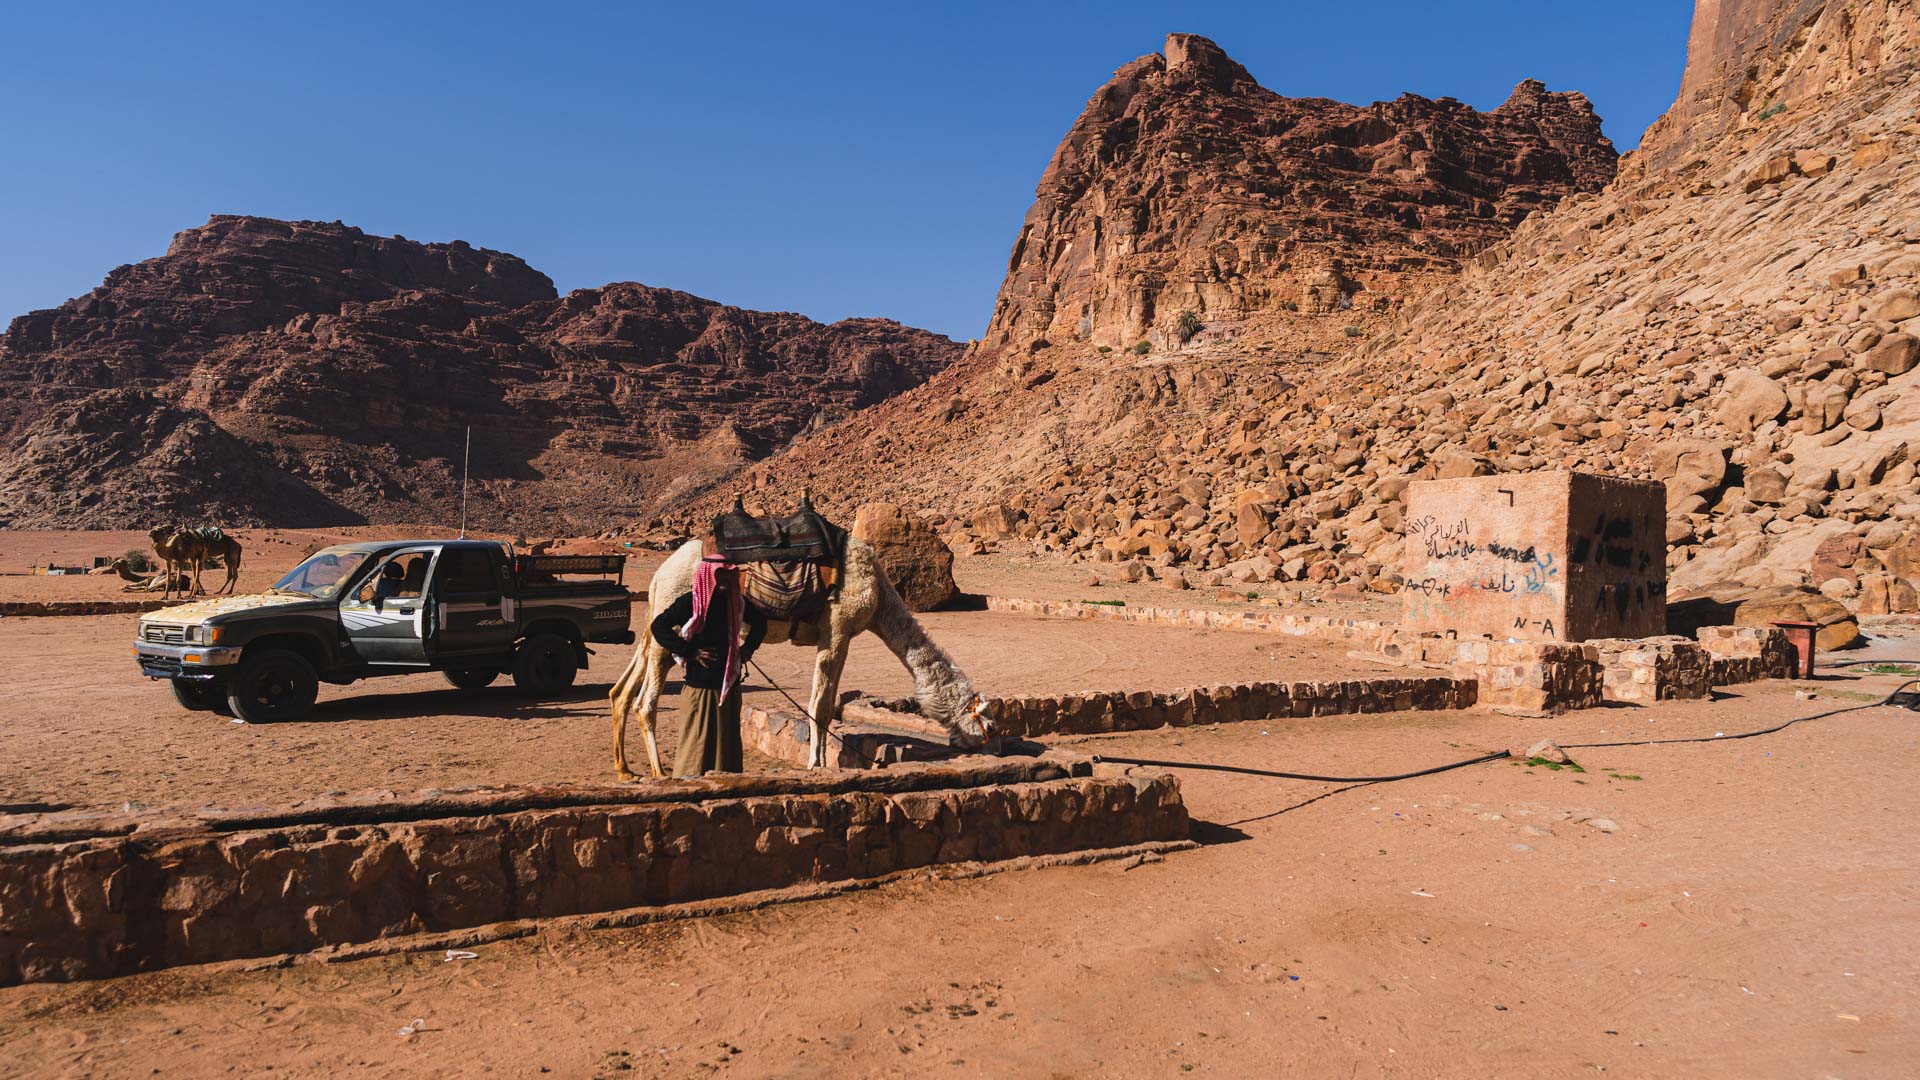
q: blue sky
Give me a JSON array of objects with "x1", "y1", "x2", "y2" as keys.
[{"x1": 0, "y1": 1, "x2": 1693, "y2": 341}]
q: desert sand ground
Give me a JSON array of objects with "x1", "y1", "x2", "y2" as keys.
[{"x1": 2, "y1": 530, "x2": 1918, "y2": 1077}]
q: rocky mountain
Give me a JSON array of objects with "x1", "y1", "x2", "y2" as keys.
[
  {"x1": 654, "y1": 10, "x2": 1920, "y2": 617},
  {"x1": 982, "y1": 32, "x2": 1617, "y2": 353},
  {"x1": 0, "y1": 216, "x2": 961, "y2": 530}
]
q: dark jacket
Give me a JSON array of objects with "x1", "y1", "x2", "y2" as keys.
[{"x1": 650, "y1": 588, "x2": 767, "y2": 690}]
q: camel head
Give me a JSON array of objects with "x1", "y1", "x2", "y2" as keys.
[
  {"x1": 148, "y1": 524, "x2": 175, "y2": 545},
  {"x1": 920, "y1": 670, "x2": 995, "y2": 751}
]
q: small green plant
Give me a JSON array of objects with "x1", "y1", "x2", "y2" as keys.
[
  {"x1": 1175, "y1": 309, "x2": 1204, "y2": 343},
  {"x1": 1283, "y1": 301, "x2": 1299, "y2": 312},
  {"x1": 1758, "y1": 100, "x2": 1785, "y2": 120},
  {"x1": 1096, "y1": 345, "x2": 1112, "y2": 353},
  {"x1": 1859, "y1": 663, "x2": 1920, "y2": 676},
  {"x1": 1080, "y1": 598, "x2": 1126, "y2": 606},
  {"x1": 1522, "y1": 757, "x2": 1585, "y2": 773},
  {"x1": 121, "y1": 549, "x2": 153, "y2": 574},
  {"x1": 1131, "y1": 341, "x2": 1151, "y2": 356},
  {"x1": 1342, "y1": 325, "x2": 1364, "y2": 338}
]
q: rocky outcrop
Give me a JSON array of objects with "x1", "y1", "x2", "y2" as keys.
[
  {"x1": 1635, "y1": 0, "x2": 1920, "y2": 172},
  {"x1": 653, "y1": 13, "x2": 1920, "y2": 620},
  {"x1": 0, "y1": 217, "x2": 962, "y2": 530},
  {"x1": 980, "y1": 33, "x2": 1616, "y2": 353}
]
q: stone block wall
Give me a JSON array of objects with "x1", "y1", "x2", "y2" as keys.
[
  {"x1": 0, "y1": 600, "x2": 177, "y2": 617},
  {"x1": 1586, "y1": 636, "x2": 1712, "y2": 704},
  {"x1": 980, "y1": 678, "x2": 1477, "y2": 738},
  {"x1": 1452, "y1": 640, "x2": 1604, "y2": 713},
  {"x1": 0, "y1": 762, "x2": 1187, "y2": 986},
  {"x1": 1696, "y1": 626, "x2": 1796, "y2": 684}
]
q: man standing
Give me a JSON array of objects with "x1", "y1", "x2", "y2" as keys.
[{"x1": 649, "y1": 557, "x2": 768, "y2": 777}]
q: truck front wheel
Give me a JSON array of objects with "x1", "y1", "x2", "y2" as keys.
[
  {"x1": 226, "y1": 649, "x2": 319, "y2": 724},
  {"x1": 512, "y1": 633, "x2": 578, "y2": 694}
]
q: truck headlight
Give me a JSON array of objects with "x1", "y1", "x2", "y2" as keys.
[{"x1": 189, "y1": 625, "x2": 224, "y2": 645}]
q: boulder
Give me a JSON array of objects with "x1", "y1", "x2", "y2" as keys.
[
  {"x1": 1862, "y1": 333, "x2": 1918, "y2": 376},
  {"x1": 1651, "y1": 439, "x2": 1728, "y2": 499},
  {"x1": 1732, "y1": 587, "x2": 1862, "y2": 650},
  {"x1": 852, "y1": 503, "x2": 958, "y2": 612},
  {"x1": 1744, "y1": 464, "x2": 1789, "y2": 505},
  {"x1": 1865, "y1": 288, "x2": 1920, "y2": 324},
  {"x1": 1716, "y1": 370, "x2": 1788, "y2": 434}
]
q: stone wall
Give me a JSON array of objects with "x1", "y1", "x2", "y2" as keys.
[
  {"x1": 0, "y1": 760, "x2": 1187, "y2": 986},
  {"x1": 1586, "y1": 637, "x2": 1712, "y2": 704},
  {"x1": 1696, "y1": 625, "x2": 1797, "y2": 684},
  {"x1": 1451, "y1": 640, "x2": 1604, "y2": 713},
  {"x1": 980, "y1": 678, "x2": 1477, "y2": 738},
  {"x1": 0, "y1": 600, "x2": 177, "y2": 617}
]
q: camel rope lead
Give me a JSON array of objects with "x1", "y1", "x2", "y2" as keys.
[{"x1": 748, "y1": 658, "x2": 848, "y2": 749}]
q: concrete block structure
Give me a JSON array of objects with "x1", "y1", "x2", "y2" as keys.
[{"x1": 1403, "y1": 471, "x2": 1666, "y2": 642}]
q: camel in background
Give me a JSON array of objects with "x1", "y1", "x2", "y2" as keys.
[
  {"x1": 608, "y1": 537, "x2": 993, "y2": 779},
  {"x1": 149, "y1": 525, "x2": 243, "y2": 598}
]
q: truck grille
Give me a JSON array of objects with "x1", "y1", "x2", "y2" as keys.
[{"x1": 142, "y1": 623, "x2": 187, "y2": 645}]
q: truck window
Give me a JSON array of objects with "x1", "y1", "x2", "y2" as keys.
[
  {"x1": 438, "y1": 548, "x2": 499, "y2": 594},
  {"x1": 357, "y1": 551, "x2": 432, "y2": 604}
]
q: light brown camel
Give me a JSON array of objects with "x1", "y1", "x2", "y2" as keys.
[
  {"x1": 110, "y1": 556, "x2": 187, "y2": 593},
  {"x1": 608, "y1": 537, "x2": 993, "y2": 779},
  {"x1": 149, "y1": 525, "x2": 243, "y2": 598}
]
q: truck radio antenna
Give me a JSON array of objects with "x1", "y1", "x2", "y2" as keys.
[{"x1": 458, "y1": 425, "x2": 471, "y2": 539}]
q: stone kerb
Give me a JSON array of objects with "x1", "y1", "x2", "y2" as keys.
[
  {"x1": 0, "y1": 599, "x2": 179, "y2": 617},
  {"x1": 0, "y1": 762, "x2": 1188, "y2": 986}
]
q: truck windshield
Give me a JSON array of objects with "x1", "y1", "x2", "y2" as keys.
[{"x1": 270, "y1": 549, "x2": 372, "y2": 599}]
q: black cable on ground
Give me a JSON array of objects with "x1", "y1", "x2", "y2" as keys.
[
  {"x1": 1091, "y1": 680, "x2": 1920, "y2": 782},
  {"x1": 1088, "y1": 749, "x2": 1513, "y2": 784},
  {"x1": 1562, "y1": 679, "x2": 1918, "y2": 749}
]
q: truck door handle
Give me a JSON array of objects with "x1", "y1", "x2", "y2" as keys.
[{"x1": 395, "y1": 605, "x2": 416, "y2": 614}]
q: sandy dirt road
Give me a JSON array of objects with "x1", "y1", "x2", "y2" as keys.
[
  {"x1": 4, "y1": 529, "x2": 1919, "y2": 1077},
  {"x1": 3, "y1": 674, "x2": 1918, "y2": 1078}
]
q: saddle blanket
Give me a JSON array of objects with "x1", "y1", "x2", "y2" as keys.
[{"x1": 740, "y1": 560, "x2": 837, "y2": 622}]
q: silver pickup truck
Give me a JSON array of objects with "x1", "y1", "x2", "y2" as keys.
[{"x1": 135, "y1": 540, "x2": 633, "y2": 723}]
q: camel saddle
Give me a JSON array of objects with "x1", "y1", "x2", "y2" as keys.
[
  {"x1": 711, "y1": 495, "x2": 845, "y2": 565},
  {"x1": 185, "y1": 525, "x2": 226, "y2": 545}
]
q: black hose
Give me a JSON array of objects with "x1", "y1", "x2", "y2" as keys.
[
  {"x1": 1093, "y1": 680, "x2": 1920, "y2": 781},
  {"x1": 1089, "y1": 749, "x2": 1512, "y2": 783},
  {"x1": 1562, "y1": 679, "x2": 1918, "y2": 749}
]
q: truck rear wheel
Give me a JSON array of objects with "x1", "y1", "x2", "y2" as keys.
[
  {"x1": 226, "y1": 649, "x2": 319, "y2": 724},
  {"x1": 512, "y1": 633, "x2": 578, "y2": 694},
  {"x1": 170, "y1": 678, "x2": 222, "y2": 711},
  {"x1": 443, "y1": 666, "x2": 500, "y2": 689}
]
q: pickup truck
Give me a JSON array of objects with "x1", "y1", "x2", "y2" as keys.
[{"x1": 134, "y1": 540, "x2": 634, "y2": 723}]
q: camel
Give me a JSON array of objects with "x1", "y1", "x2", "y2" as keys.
[
  {"x1": 109, "y1": 556, "x2": 187, "y2": 593},
  {"x1": 609, "y1": 537, "x2": 993, "y2": 779},
  {"x1": 149, "y1": 525, "x2": 244, "y2": 598}
]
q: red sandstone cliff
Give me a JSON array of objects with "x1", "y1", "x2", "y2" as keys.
[
  {"x1": 0, "y1": 217, "x2": 961, "y2": 530},
  {"x1": 981, "y1": 33, "x2": 1616, "y2": 353}
]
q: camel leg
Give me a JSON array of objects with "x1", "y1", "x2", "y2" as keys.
[
  {"x1": 805, "y1": 630, "x2": 853, "y2": 770},
  {"x1": 223, "y1": 544, "x2": 241, "y2": 594},
  {"x1": 609, "y1": 635, "x2": 671, "y2": 781},
  {"x1": 191, "y1": 552, "x2": 206, "y2": 596},
  {"x1": 162, "y1": 556, "x2": 176, "y2": 600}
]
